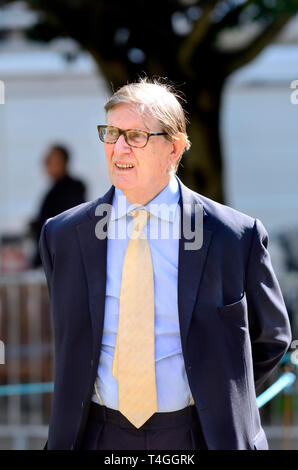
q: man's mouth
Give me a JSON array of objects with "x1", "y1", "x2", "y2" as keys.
[{"x1": 114, "y1": 162, "x2": 135, "y2": 170}]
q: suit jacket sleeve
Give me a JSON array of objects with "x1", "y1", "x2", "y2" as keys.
[
  {"x1": 38, "y1": 220, "x2": 53, "y2": 451},
  {"x1": 38, "y1": 219, "x2": 54, "y2": 300},
  {"x1": 246, "y1": 218, "x2": 292, "y2": 391}
]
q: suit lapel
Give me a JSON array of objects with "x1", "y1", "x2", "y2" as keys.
[
  {"x1": 177, "y1": 179, "x2": 213, "y2": 348},
  {"x1": 76, "y1": 186, "x2": 114, "y2": 359}
]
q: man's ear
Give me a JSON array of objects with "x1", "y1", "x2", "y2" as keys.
[{"x1": 168, "y1": 133, "x2": 186, "y2": 169}]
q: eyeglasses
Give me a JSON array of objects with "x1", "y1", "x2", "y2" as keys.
[{"x1": 97, "y1": 125, "x2": 168, "y2": 148}]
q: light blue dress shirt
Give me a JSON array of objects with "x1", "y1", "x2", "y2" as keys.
[{"x1": 92, "y1": 175, "x2": 193, "y2": 411}]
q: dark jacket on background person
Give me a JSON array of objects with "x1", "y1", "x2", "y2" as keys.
[{"x1": 31, "y1": 175, "x2": 86, "y2": 267}]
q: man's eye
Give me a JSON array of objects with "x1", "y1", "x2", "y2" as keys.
[
  {"x1": 130, "y1": 132, "x2": 143, "y2": 139},
  {"x1": 107, "y1": 128, "x2": 118, "y2": 136}
]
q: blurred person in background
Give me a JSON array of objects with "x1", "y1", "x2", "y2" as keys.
[{"x1": 29, "y1": 144, "x2": 86, "y2": 267}]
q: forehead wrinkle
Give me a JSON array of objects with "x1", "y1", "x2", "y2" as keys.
[{"x1": 107, "y1": 102, "x2": 161, "y2": 133}]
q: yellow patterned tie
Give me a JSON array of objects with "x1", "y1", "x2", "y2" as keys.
[{"x1": 112, "y1": 208, "x2": 158, "y2": 428}]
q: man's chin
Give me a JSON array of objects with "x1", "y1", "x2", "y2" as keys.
[
  {"x1": 113, "y1": 181, "x2": 133, "y2": 191},
  {"x1": 111, "y1": 175, "x2": 136, "y2": 190}
]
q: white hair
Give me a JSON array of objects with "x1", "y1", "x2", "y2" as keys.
[{"x1": 104, "y1": 78, "x2": 191, "y2": 172}]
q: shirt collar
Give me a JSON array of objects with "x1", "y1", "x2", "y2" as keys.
[{"x1": 110, "y1": 174, "x2": 180, "y2": 223}]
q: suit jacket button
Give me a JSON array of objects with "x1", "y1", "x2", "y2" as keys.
[
  {"x1": 70, "y1": 444, "x2": 74, "y2": 450},
  {"x1": 81, "y1": 401, "x2": 84, "y2": 408},
  {"x1": 90, "y1": 360, "x2": 93, "y2": 367}
]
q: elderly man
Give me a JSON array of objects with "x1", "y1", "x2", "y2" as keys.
[{"x1": 39, "y1": 79, "x2": 291, "y2": 450}]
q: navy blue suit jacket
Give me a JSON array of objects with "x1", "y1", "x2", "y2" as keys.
[{"x1": 39, "y1": 178, "x2": 291, "y2": 450}]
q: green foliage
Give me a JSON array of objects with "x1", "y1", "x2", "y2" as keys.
[
  {"x1": 1, "y1": 0, "x2": 297, "y2": 198},
  {"x1": 1, "y1": 0, "x2": 297, "y2": 89}
]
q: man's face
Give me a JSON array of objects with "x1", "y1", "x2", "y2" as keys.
[
  {"x1": 44, "y1": 149, "x2": 66, "y2": 181},
  {"x1": 104, "y1": 103, "x2": 175, "y2": 205}
]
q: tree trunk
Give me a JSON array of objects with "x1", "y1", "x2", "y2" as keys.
[{"x1": 177, "y1": 83, "x2": 225, "y2": 204}]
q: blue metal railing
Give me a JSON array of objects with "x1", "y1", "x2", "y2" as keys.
[
  {"x1": 0, "y1": 372, "x2": 296, "y2": 407},
  {"x1": 0, "y1": 382, "x2": 54, "y2": 396},
  {"x1": 256, "y1": 372, "x2": 296, "y2": 408}
]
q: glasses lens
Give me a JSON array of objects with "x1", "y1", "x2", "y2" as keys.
[
  {"x1": 126, "y1": 130, "x2": 148, "y2": 147},
  {"x1": 100, "y1": 126, "x2": 119, "y2": 143}
]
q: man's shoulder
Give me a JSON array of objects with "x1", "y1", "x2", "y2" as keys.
[
  {"x1": 200, "y1": 193, "x2": 254, "y2": 226},
  {"x1": 182, "y1": 182, "x2": 256, "y2": 234},
  {"x1": 41, "y1": 201, "x2": 91, "y2": 239},
  {"x1": 43, "y1": 186, "x2": 114, "y2": 236},
  {"x1": 192, "y1": 190, "x2": 265, "y2": 248}
]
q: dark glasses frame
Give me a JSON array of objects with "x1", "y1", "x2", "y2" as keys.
[{"x1": 97, "y1": 125, "x2": 168, "y2": 148}]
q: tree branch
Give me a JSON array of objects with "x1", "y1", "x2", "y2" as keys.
[
  {"x1": 177, "y1": 0, "x2": 261, "y2": 78},
  {"x1": 206, "y1": 0, "x2": 256, "y2": 38},
  {"x1": 177, "y1": 0, "x2": 222, "y2": 76},
  {"x1": 224, "y1": 12, "x2": 292, "y2": 76}
]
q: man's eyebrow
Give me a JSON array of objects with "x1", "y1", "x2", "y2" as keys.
[{"x1": 107, "y1": 126, "x2": 151, "y2": 132}]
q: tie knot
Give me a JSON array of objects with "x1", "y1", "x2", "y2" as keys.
[{"x1": 130, "y1": 209, "x2": 150, "y2": 234}]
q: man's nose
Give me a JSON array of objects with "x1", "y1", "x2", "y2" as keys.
[{"x1": 114, "y1": 134, "x2": 130, "y2": 152}]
